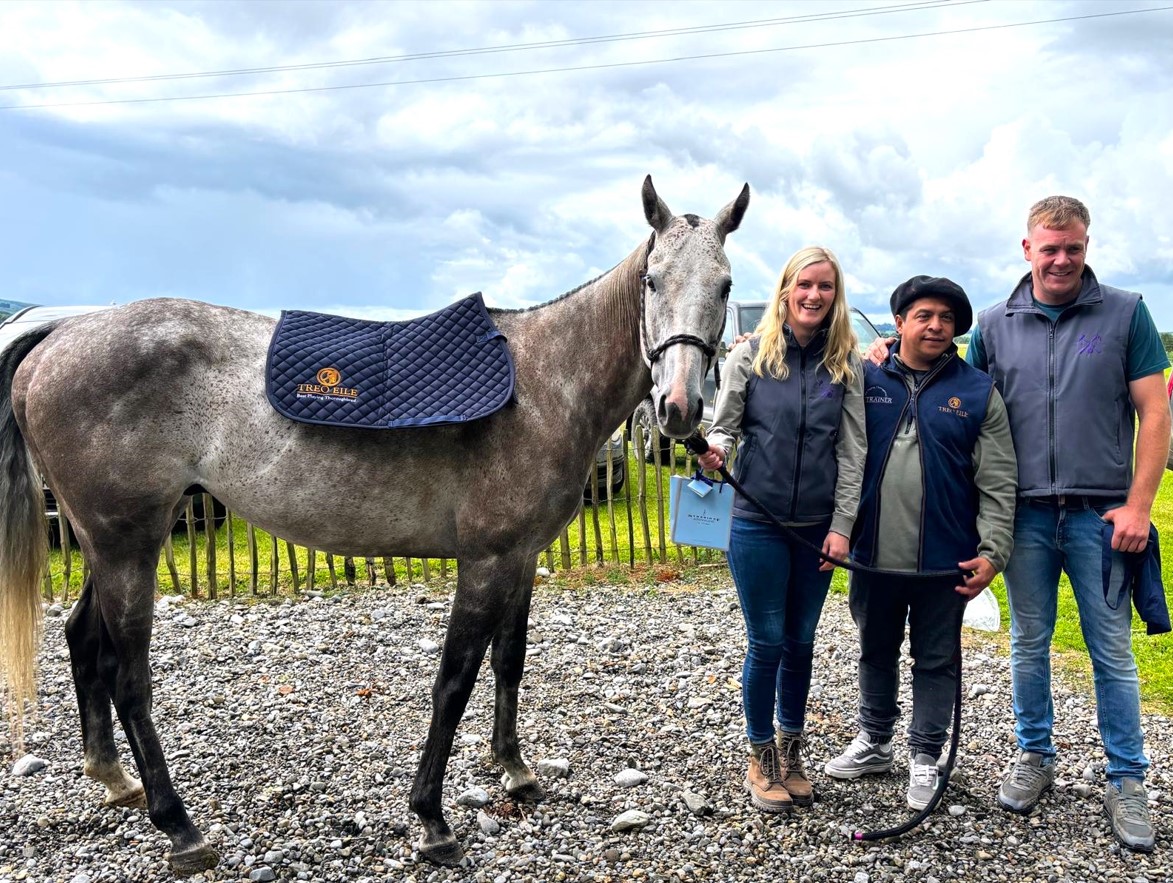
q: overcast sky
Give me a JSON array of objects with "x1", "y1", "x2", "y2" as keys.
[{"x1": 2, "y1": 0, "x2": 1171, "y2": 330}]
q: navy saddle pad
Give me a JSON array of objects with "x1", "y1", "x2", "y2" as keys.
[{"x1": 266, "y1": 293, "x2": 515, "y2": 429}]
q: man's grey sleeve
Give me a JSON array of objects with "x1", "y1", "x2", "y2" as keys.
[{"x1": 972, "y1": 388, "x2": 1018, "y2": 571}]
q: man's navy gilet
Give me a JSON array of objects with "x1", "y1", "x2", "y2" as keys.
[
  {"x1": 852, "y1": 348, "x2": 993, "y2": 572},
  {"x1": 978, "y1": 268, "x2": 1140, "y2": 497},
  {"x1": 732, "y1": 329, "x2": 845, "y2": 524}
]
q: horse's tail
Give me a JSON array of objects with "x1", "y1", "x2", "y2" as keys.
[{"x1": 0, "y1": 324, "x2": 56, "y2": 747}]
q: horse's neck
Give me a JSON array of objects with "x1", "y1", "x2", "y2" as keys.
[{"x1": 501, "y1": 245, "x2": 649, "y2": 437}]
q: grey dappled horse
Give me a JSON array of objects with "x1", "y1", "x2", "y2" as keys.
[{"x1": 0, "y1": 176, "x2": 749, "y2": 874}]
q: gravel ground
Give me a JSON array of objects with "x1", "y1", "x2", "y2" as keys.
[{"x1": 2, "y1": 574, "x2": 1170, "y2": 883}]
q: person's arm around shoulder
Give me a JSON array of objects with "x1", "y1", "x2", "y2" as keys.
[
  {"x1": 864, "y1": 334, "x2": 895, "y2": 366},
  {"x1": 698, "y1": 341, "x2": 754, "y2": 471},
  {"x1": 822, "y1": 353, "x2": 867, "y2": 571},
  {"x1": 1103, "y1": 371, "x2": 1172, "y2": 552},
  {"x1": 958, "y1": 385, "x2": 1017, "y2": 598}
]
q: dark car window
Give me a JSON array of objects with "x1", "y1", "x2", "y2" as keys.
[{"x1": 737, "y1": 304, "x2": 765, "y2": 336}]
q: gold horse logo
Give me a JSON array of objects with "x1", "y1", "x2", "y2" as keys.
[{"x1": 316, "y1": 367, "x2": 341, "y2": 387}]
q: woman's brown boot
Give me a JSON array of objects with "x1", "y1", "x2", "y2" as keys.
[
  {"x1": 777, "y1": 730, "x2": 813, "y2": 806},
  {"x1": 745, "y1": 742, "x2": 793, "y2": 813}
]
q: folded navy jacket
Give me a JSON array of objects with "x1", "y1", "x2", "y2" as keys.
[{"x1": 1103, "y1": 522, "x2": 1171, "y2": 636}]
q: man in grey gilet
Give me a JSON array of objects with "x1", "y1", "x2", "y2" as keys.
[{"x1": 967, "y1": 196, "x2": 1171, "y2": 852}]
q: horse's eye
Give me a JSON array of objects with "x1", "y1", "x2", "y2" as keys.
[
  {"x1": 645, "y1": 277, "x2": 657, "y2": 294},
  {"x1": 721, "y1": 280, "x2": 732, "y2": 301}
]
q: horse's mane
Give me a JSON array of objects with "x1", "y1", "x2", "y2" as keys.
[{"x1": 491, "y1": 235, "x2": 651, "y2": 345}]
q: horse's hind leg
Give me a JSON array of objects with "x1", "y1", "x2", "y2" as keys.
[
  {"x1": 91, "y1": 552, "x2": 218, "y2": 877},
  {"x1": 490, "y1": 576, "x2": 543, "y2": 801},
  {"x1": 64, "y1": 576, "x2": 146, "y2": 808},
  {"x1": 411, "y1": 553, "x2": 525, "y2": 866}
]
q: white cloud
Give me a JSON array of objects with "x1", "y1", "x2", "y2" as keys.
[{"x1": 0, "y1": 0, "x2": 1171, "y2": 330}]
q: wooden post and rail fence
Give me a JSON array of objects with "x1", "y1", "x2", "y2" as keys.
[{"x1": 39, "y1": 425, "x2": 725, "y2": 603}]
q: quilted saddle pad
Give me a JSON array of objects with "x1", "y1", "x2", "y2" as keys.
[{"x1": 265, "y1": 293, "x2": 515, "y2": 429}]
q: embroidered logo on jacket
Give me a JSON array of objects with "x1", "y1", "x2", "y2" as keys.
[
  {"x1": 937, "y1": 395, "x2": 969, "y2": 418},
  {"x1": 864, "y1": 385, "x2": 893, "y2": 405},
  {"x1": 1077, "y1": 333, "x2": 1103, "y2": 356}
]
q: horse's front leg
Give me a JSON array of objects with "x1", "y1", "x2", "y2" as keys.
[
  {"x1": 490, "y1": 576, "x2": 543, "y2": 801},
  {"x1": 94, "y1": 554, "x2": 219, "y2": 877},
  {"x1": 64, "y1": 576, "x2": 146, "y2": 809},
  {"x1": 410, "y1": 553, "x2": 523, "y2": 866}
]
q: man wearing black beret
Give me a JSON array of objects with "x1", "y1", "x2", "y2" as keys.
[{"x1": 825, "y1": 276, "x2": 1017, "y2": 812}]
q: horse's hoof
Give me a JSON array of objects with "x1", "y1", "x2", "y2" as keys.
[
  {"x1": 507, "y1": 780, "x2": 545, "y2": 803},
  {"x1": 418, "y1": 835, "x2": 464, "y2": 867},
  {"x1": 104, "y1": 785, "x2": 147, "y2": 809},
  {"x1": 168, "y1": 843, "x2": 220, "y2": 876},
  {"x1": 501, "y1": 771, "x2": 545, "y2": 802}
]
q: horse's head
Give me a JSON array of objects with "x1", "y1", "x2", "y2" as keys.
[{"x1": 640, "y1": 175, "x2": 750, "y2": 438}]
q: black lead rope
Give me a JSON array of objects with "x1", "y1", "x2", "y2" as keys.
[{"x1": 681, "y1": 433, "x2": 966, "y2": 841}]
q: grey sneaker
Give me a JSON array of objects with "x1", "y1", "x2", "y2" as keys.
[
  {"x1": 1104, "y1": 778, "x2": 1155, "y2": 853},
  {"x1": 997, "y1": 750, "x2": 1054, "y2": 813},
  {"x1": 907, "y1": 752, "x2": 939, "y2": 810},
  {"x1": 824, "y1": 731, "x2": 893, "y2": 779}
]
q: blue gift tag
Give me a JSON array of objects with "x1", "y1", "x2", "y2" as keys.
[{"x1": 687, "y1": 478, "x2": 713, "y2": 498}]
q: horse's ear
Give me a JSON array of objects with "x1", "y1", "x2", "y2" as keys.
[
  {"x1": 715, "y1": 184, "x2": 751, "y2": 242},
  {"x1": 642, "y1": 175, "x2": 675, "y2": 233}
]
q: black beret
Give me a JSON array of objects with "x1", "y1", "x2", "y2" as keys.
[{"x1": 889, "y1": 275, "x2": 973, "y2": 336}]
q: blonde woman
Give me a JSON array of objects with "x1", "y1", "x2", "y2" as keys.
[{"x1": 699, "y1": 246, "x2": 865, "y2": 813}]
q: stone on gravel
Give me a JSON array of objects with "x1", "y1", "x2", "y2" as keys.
[
  {"x1": 457, "y1": 786, "x2": 491, "y2": 807},
  {"x1": 614, "y1": 768, "x2": 648, "y2": 788},
  {"x1": 611, "y1": 809, "x2": 651, "y2": 832},
  {"x1": 12, "y1": 754, "x2": 47, "y2": 776},
  {"x1": 682, "y1": 790, "x2": 713, "y2": 816},
  {"x1": 477, "y1": 809, "x2": 500, "y2": 835},
  {"x1": 537, "y1": 757, "x2": 570, "y2": 778}
]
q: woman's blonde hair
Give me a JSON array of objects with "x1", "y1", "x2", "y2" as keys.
[{"x1": 752, "y1": 245, "x2": 858, "y2": 384}]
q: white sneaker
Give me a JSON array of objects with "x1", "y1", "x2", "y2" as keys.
[
  {"x1": 907, "y1": 752, "x2": 940, "y2": 810},
  {"x1": 824, "y1": 731, "x2": 893, "y2": 779}
]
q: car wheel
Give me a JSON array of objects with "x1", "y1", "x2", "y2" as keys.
[{"x1": 634, "y1": 399, "x2": 673, "y2": 461}]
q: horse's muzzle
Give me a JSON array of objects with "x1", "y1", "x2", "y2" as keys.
[{"x1": 655, "y1": 390, "x2": 704, "y2": 438}]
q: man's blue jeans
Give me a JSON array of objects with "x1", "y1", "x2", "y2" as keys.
[
  {"x1": 727, "y1": 516, "x2": 833, "y2": 743},
  {"x1": 1004, "y1": 498, "x2": 1149, "y2": 781}
]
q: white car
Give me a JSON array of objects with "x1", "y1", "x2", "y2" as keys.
[{"x1": 0, "y1": 304, "x2": 112, "y2": 356}]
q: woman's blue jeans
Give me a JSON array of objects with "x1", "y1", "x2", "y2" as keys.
[
  {"x1": 1004, "y1": 498, "x2": 1148, "y2": 781},
  {"x1": 727, "y1": 516, "x2": 833, "y2": 743}
]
